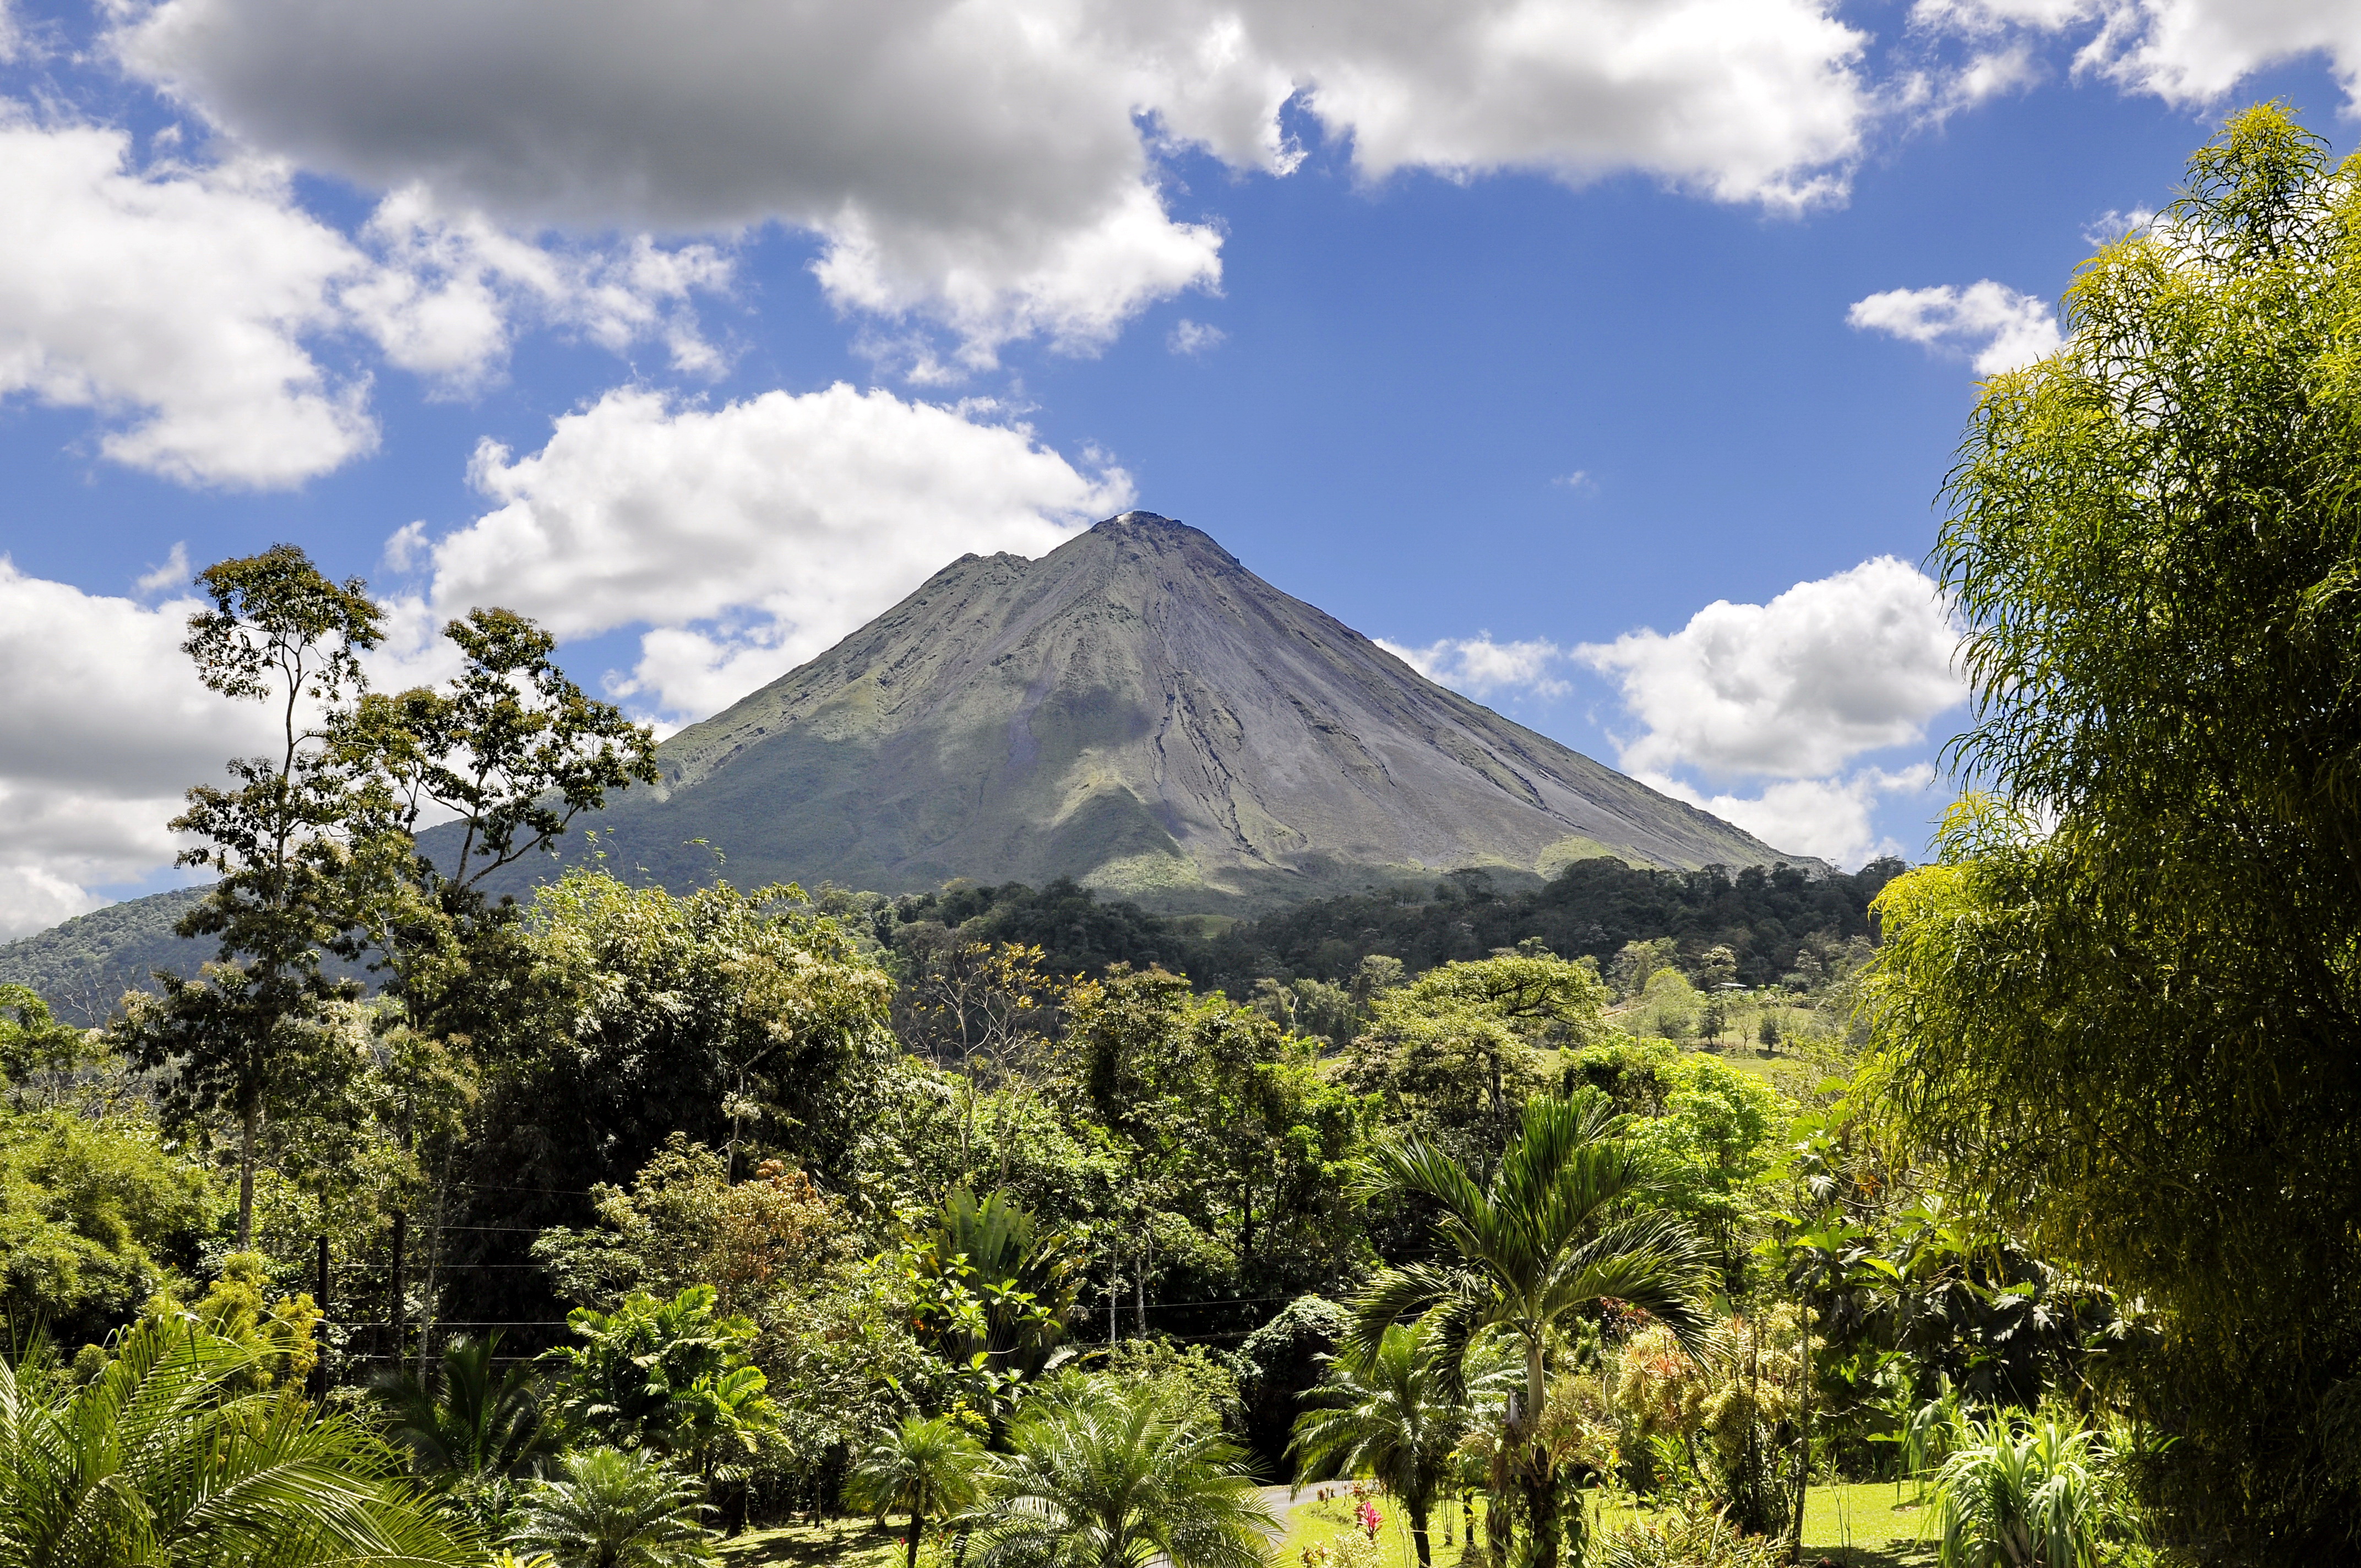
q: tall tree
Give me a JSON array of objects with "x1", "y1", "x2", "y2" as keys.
[
  {"x1": 1351, "y1": 1090, "x2": 1712, "y2": 1568},
  {"x1": 335, "y1": 605, "x2": 656, "y2": 1042},
  {"x1": 1347, "y1": 951, "x2": 1607, "y2": 1171},
  {"x1": 116, "y1": 545, "x2": 379, "y2": 1247},
  {"x1": 1867, "y1": 104, "x2": 2361, "y2": 1552}
]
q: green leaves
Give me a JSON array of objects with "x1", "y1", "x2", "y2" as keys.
[
  {"x1": 1879, "y1": 105, "x2": 2361, "y2": 1536},
  {"x1": 1350, "y1": 1088, "x2": 1714, "y2": 1385},
  {"x1": 970, "y1": 1382, "x2": 1273, "y2": 1568},
  {"x1": 511, "y1": 1446, "x2": 711, "y2": 1568},
  {"x1": 844, "y1": 1413, "x2": 986, "y2": 1559},
  {"x1": 545, "y1": 1284, "x2": 777, "y2": 1467},
  {"x1": 372, "y1": 1332, "x2": 559, "y2": 1487},
  {"x1": 336, "y1": 605, "x2": 656, "y2": 908},
  {"x1": 0, "y1": 1312, "x2": 475, "y2": 1567},
  {"x1": 1289, "y1": 1319, "x2": 1472, "y2": 1553}
]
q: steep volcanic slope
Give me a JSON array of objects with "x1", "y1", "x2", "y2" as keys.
[{"x1": 534, "y1": 513, "x2": 1800, "y2": 909}]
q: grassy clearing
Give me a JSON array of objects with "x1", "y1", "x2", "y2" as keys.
[
  {"x1": 717, "y1": 1516, "x2": 906, "y2": 1568},
  {"x1": 723, "y1": 1482, "x2": 1935, "y2": 1568},
  {"x1": 1277, "y1": 1489, "x2": 1473, "y2": 1568},
  {"x1": 1272, "y1": 1484, "x2": 1936, "y2": 1568}
]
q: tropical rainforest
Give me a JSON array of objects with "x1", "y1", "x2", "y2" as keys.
[{"x1": 3, "y1": 104, "x2": 2359, "y2": 1568}]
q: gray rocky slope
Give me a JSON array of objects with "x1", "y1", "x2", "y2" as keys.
[{"x1": 523, "y1": 512, "x2": 1803, "y2": 910}]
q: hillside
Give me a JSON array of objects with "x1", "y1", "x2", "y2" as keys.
[
  {"x1": 451, "y1": 511, "x2": 1802, "y2": 910},
  {"x1": 0, "y1": 888, "x2": 210, "y2": 1024}
]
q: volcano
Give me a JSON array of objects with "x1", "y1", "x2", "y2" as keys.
[{"x1": 536, "y1": 512, "x2": 1799, "y2": 909}]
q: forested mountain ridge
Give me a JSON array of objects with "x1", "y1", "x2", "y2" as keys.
[
  {"x1": 868, "y1": 853, "x2": 1901, "y2": 996},
  {"x1": 2, "y1": 854, "x2": 1889, "y2": 1025},
  {"x1": 0, "y1": 888, "x2": 208, "y2": 1022},
  {"x1": 440, "y1": 511, "x2": 1801, "y2": 910}
]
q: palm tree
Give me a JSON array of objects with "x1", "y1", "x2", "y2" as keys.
[
  {"x1": 374, "y1": 1331, "x2": 562, "y2": 1534},
  {"x1": 0, "y1": 1314, "x2": 475, "y2": 1566},
  {"x1": 375, "y1": 1331, "x2": 562, "y2": 1482},
  {"x1": 972, "y1": 1382, "x2": 1275, "y2": 1568},
  {"x1": 846, "y1": 1414, "x2": 989, "y2": 1568},
  {"x1": 1352, "y1": 1089, "x2": 1713, "y2": 1568},
  {"x1": 510, "y1": 1446, "x2": 710, "y2": 1568},
  {"x1": 1291, "y1": 1322, "x2": 1499, "y2": 1568}
]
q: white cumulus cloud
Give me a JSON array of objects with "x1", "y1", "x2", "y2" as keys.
[
  {"x1": 349, "y1": 190, "x2": 736, "y2": 389},
  {"x1": 114, "y1": 0, "x2": 1876, "y2": 366},
  {"x1": 0, "y1": 560, "x2": 279, "y2": 939},
  {"x1": 393, "y1": 384, "x2": 1135, "y2": 721},
  {"x1": 0, "y1": 114, "x2": 375, "y2": 486},
  {"x1": 0, "y1": 111, "x2": 735, "y2": 486},
  {"x1": 1848, "y1": 280, "x2": 2061, "y2": 375},
  {"x1": 1378, "y1": 634, "x2": 1573, "y2": 701},
  {"x1": 1648, "y1": 765, "x2": 1938, "y2": 868},
  {"x1": 1912, "y1": 0, "x2": 2361, "y2": 112},
  {"x1": 1579, "y1": 556, "x2": 1964, "y2": 780},
  {"x1": 1578, "y1": 559, "x2": 1966, "y2": 867}
]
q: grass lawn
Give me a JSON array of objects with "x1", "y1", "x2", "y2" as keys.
[
  {"x1": 1271, "y1": 1483, "x2": 1938, "y2": 1568},
  {"x1": 725, "y1": 1482, "x2": 1937, "y2": 1568},
  {"x1": 717, "y1": 1516, "x2": 907, "y2": 1568},
  {"x1": 1796, "y1": 1482, "x2": 1940, "y2": 1566}
]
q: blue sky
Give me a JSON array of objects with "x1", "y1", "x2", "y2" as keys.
[{"x1": 0, "y1": 0, "x2": 2354, "y2": 934}]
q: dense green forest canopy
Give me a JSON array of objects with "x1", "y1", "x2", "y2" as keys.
[{"x1": 842, "y1": 854, "x2": 1896, "y2": 1000}]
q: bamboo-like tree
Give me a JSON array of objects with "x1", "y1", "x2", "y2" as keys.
[
  {"x1": 1351, "y1": 1089, "x2": 1712, "y2": 1568},
  {"x1": 972, "y1": 1383, "x2": 1274, "y2": 1568},
  {"x1": 1868, "y1": 102, "x2": 2361, "y2": 1543},
  {"x1": 1291, "y1": 1321, "x2": 1503, "y2": 1568},
  {"x1": 0, "y1": 1314, "x2": 474, "y2": 1566},
  {"x1": 844, "y1": 1414, "x2": 988, "y2": 1568}
]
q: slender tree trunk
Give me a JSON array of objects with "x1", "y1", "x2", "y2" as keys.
[
  {"x1": 237, "y1": 1105, "x2": 259, "y2": 1248},
  {"x1": 313, "y1": 1231, "x2": 331, "y2": 1397},
  {"x1": 389, "y1": 1210, "x2": 407, "y2": 1369},
  {"x1": 1519, "y1": 1334, "x2": 1558, "y2": 1568},
  {"x1": 1410, "y1": 1501, "x2": 1432, "y2": 1568},
  {"x1": 416, "y1": 1155, "x2": 451, "y2": 1382},
  {"x1": 905, "y1": 1512, "x2": 923, "y2": 1568},
  {"x1": 1521, "y1": 1466, "x2": 1559, "y2": 1568},
  {"x1": 1238, "y1": 1181, "x2": 1254, "y2": 1277},
  {"x1": 1483, "y1": 1485, "x2": 1511, "y2": 1568},
  {"x1": 1789, "y1": 1301, "x2": 1813, "y2": 1562}
]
